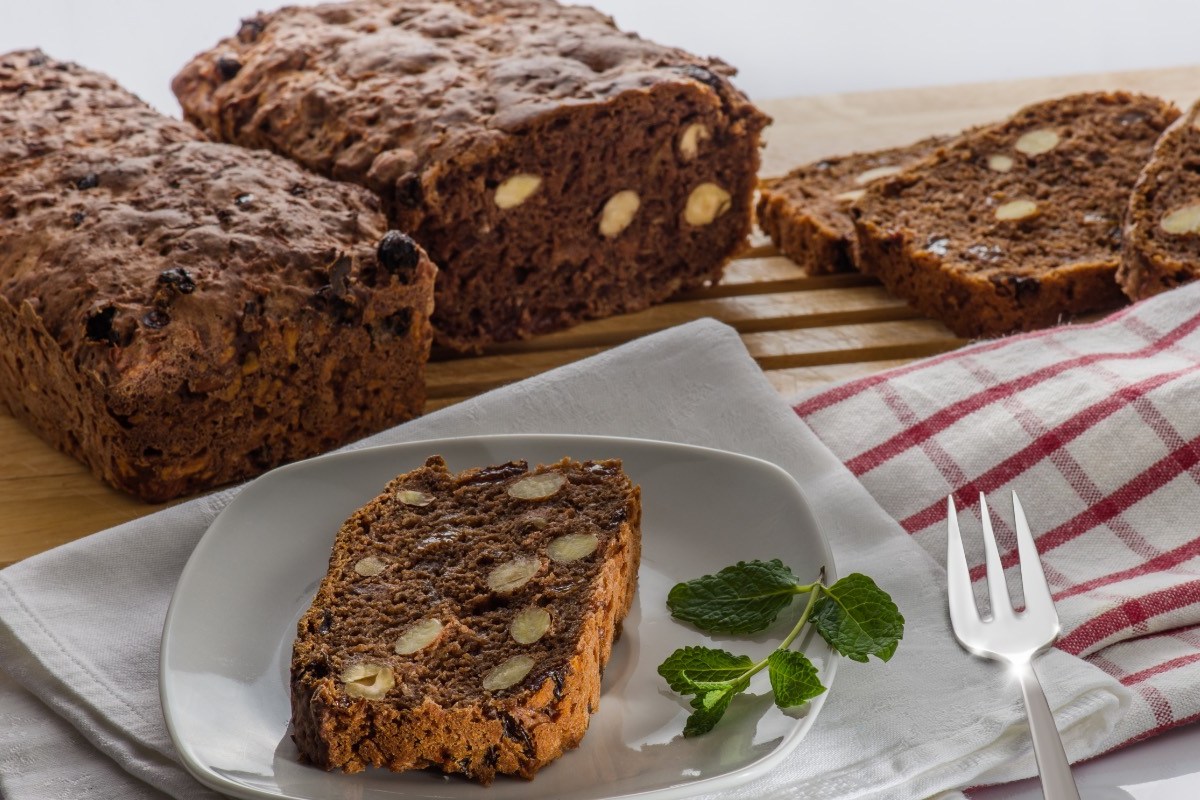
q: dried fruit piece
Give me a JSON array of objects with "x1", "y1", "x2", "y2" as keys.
[
  {"x1": 377, "y1": 230, "x2": 420, "y2": 281},
  {"x1": 508, "y1": 472, "x2": 567, "y2": 500},
  {"x1": 483, "y1": 655, "x2": 536, "y2": 691},
  {"x1": 853, "y1": 165, "x2": 903, "y2": 185},
  {"x1": 1160, "y1": 203, "x2": 1200, "y2": 234},
  {"x1": 1014, "y1": 129, "x2": 1060, "y2": 155},
  {"x1": 511, "y1": 607, "x2": 552, "y2": 644},
  {"x1": 488, "y1": 557, "x2": 541, "y2": 592},
  {"x1": 397, "y1": 489, "x2": 434, "y2": 506},
  {"x1": 395, "y1": 618, "x2": 443, "y2": 654},
  {"x1": 987, "y1": 154, "x2": 1014, "y2": 173},
  {"x1": 548, "y1": 532, "x2": 599, "y2": 563},
  {"x1": 494, "y1": 174, "x2": 542, "y2": 209},
  {"x1": 679, "y1": 123, "x2": 710, "y2": 160},
  {"x1": 341, "y1": 662, "x2": 394, "y2": 699},
  {"x1": 216, "y1": 55, "x2": 242, "y2": 80},
  {"x1": 158, "y1": 267, "x2": 197, "y2": 293},
  {"x1": 354, "y1": 556, "x2": 386, "y2": 577},
  {"x1": 685, "y1": 183, "x2": 732, "y2": 226},
  {"x1": 994, "y1": 199, "x2": 1040, "y2": 222},
  {"x1": 599, "y1": 190, "x2": 640, "y2": 237},
  {"x1": 833, "y1": 189, "x2": 866, "y2": 204}
]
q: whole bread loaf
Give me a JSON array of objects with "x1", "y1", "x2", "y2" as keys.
[
  {"x1": 852, "y1": 92, "x2": 1178, "y2": 338},
  {"x1": 291, "y1": 456, "x2": 641, "y2": 783},
  {"x1": 0, "y1": 50, "x2": 436, "y2": 502},
  {"x1": 1121, "y1": 99, "x2": 1200, "y2": 299},
  {"x1": 757, "y1": 135, "x2": 951, "y2": 274},
  {"x1": 172, "y1": 0, "x2": 770, "y2": 351}
]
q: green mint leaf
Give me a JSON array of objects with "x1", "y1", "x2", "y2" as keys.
[
  {"x1": 683, "y1": 680, "x2": 748, "y2": 737},
  {"x1": 767, "y1": 649, "x2": 826, "y2": 707},
  {"x1": 811, "y1": 573, "x2": 905, "y2": 663},
  {"x1": 658, "y1": 646, "x2": 754, "y2": 694},
  {"x1": 667, "y1": 559, "x2": 805, "y2": 633}
]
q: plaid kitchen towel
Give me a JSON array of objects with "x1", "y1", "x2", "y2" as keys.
[{"x1": 796, "y1": 281, "x2": 1200, "y2": 753}]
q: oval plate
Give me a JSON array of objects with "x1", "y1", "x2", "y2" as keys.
[{"x1": 161, "y1": 434, "x2": 837, "y2": 800}]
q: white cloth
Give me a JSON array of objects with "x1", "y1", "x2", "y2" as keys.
[{"x1": 0, "y1": 319, "x2": 1129, "y2": 799}]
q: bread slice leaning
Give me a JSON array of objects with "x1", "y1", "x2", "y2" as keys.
[
  {"x1": 1121, "y1": 99, "x2": 1200, "y2": 300},
  {"x1": 290, "y1": 456, "x2": 642, "y2": 784},
  {"x1": 852, "y1": 92, "x2": 1179, "y2": 338},
  {"x1": 757, "y1": 135, "x2": 950, "y2": 274}
]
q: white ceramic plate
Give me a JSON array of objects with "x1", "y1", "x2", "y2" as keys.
[{"x1": 161, "y1": 434, "x2": 838, "y2": 800}]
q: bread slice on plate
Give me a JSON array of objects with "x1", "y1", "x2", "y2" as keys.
[
  {"x1": 852, "y1": 92, "x2": 1179, "y2": 338},
  {"x1": 1121, "y1": 99, "x2": 1200, "y2": 299},
  {"x1": 290, "y1": 456, "x2": 642, "y2": 784},
  {"x1": 757, "y1": 135, "x2": 950, "y2": 274}
]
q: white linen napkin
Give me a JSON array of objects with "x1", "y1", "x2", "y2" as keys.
[{"x1": 0, "y1": 319, "x2": 1129, "y2": 799}]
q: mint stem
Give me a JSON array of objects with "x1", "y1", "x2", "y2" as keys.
[{"x1": 732, "y1": 579, "x2": 824, "y2": 684}]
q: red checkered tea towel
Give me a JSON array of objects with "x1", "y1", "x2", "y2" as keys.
[{"x1": 796, "y1": 283, "x2": 1200, "y2": 752}]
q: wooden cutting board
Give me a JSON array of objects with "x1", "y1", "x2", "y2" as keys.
[{"x1": 4, "y1": 65, "x2": 1200, "y2": 567}]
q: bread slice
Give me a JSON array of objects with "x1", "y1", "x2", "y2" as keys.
[
  {"x1": 1121, "y1": 99, "x2": 1200, "y2": 299},
  {"x1": 852, "y1": 92, "x2": 1179, "y2": 338},
  {"x1": 290, "y1": 456, "x2": 642, "y2": 783},
  {"x1": 757, "y1": 135, "x2": 950, "y2": 274}
]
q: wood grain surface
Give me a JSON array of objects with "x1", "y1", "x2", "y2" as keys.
[{"x1": 4, "y1": 65, "x2": 1200, "y2": 567}]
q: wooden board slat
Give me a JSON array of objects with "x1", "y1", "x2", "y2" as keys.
[{"x1": 5, "y1": 63, "x2": 1200, "y2": 565}]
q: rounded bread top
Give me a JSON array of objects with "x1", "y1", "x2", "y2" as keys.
[{"x1": 171, "y1": 0, "x2": 759, "y2": 196}]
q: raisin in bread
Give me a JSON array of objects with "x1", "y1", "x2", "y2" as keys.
[
  {"x1": 1121, "y1": 99, "x2": 1200, "y2": 299},
  {"x1": 0, "y1": 50, "x2": 436, "y2": 501},
  {"x1": 291, "y1": 456, "x2": 642, "y2": 783},
  {"x1": 172, "y1": 0, "x2": 770, "y2": 351},
  {"x1": 852, "y1": 92, "x2": 1178, "y2": 338},
  {"x1": 757, "y1": 135, "x2": 950, "y2": 274}
]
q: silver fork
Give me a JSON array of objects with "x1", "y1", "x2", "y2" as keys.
[{"x1": 947, "y1": 492, "x2": 1081, "y2": 800}]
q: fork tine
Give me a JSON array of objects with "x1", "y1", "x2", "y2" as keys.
[
  {"x1": 1012, "y1": 491, "x2": 1057, "y2": 624},
  {"x1": 946, "y1": 496, "x2": 983, "y2": 636},
  {"x1": 979, "y1": 493, "x2": 1014, "y2": 622}
]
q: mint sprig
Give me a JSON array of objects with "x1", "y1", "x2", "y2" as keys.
[{"x1": 658, "y1": 561, "x2": 903, "y2": 736}]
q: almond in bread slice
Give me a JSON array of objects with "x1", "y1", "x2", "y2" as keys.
[
  {"x1": 757, "y1": 135, "x2": 950, "y2": 274},
  {"x1": 290, "y1": 456, "x2": 641, "y2": 783},
  {"x1": 852, "y1": 92, "x2": 1178, "y2": 338},
  {"x1": 1121, "y1": 99, "x2": 1200, "y2": 299}
]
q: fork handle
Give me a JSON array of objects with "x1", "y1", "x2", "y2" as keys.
[{"x1": 1015, "y1": 661, "x2": 1081, "y2": 800}]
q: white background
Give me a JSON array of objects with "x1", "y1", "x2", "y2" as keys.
[{"x1": 1, "y1": 0, "x2": 1198, "y2": 115}]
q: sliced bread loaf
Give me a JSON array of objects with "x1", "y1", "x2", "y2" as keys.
[
  {"x1": 852, "y1": 92, "x2": 1178, "y2": 338},
  {"x1": 291, "y1": 456, "x2": 641, "y2": 783},
  {"x1": 1121, "y1": 99, "x2": 1200, "y2": 299},
  {"x1": 757, "y1": 135, "x2": 950, "y2": 274}
]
